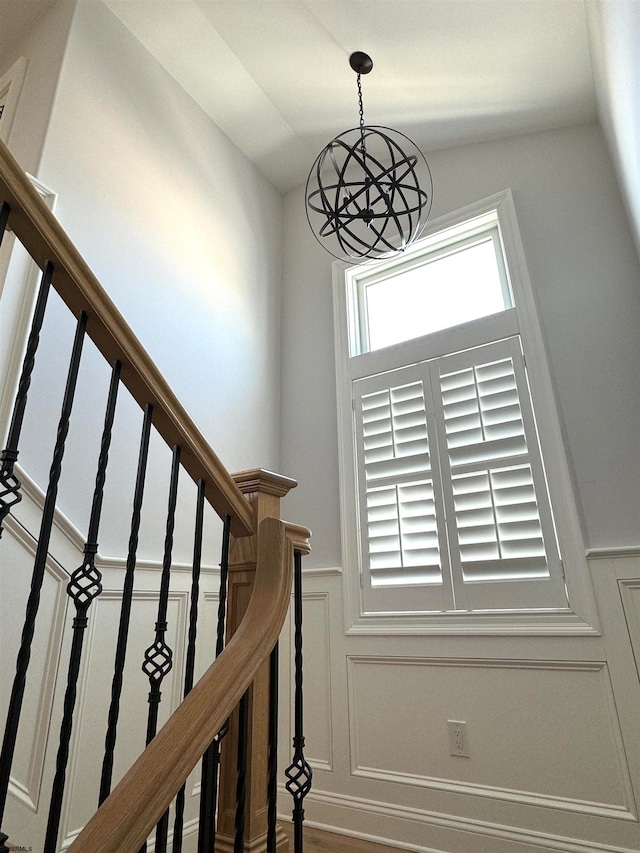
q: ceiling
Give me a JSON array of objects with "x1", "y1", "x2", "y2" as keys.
[
  {"x1": 0, "y1": 0, "x2": 59, "y2": 57},
  {"x1": 4, "y1": 0, "x2": 637, "y2": 224},
  {"x1": 97, "y1": 0, "x2": 598, "y2": 193}
]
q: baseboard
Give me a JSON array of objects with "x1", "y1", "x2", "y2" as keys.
[{"x1": 277, "y1": 786, "x2": 640, "y2": 853}]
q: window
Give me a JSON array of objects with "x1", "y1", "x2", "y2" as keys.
[
  {"x1": 333, "y1": 191, "x2": 594, "y2": 633},
  {"x1": 352, "y1": 220, "x2": 511, "y2": 353}
]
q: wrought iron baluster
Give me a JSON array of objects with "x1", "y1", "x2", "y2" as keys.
[
  {"x1": 267, "y1": 643, "x2": 279, "y2": 853},
  {"x1": 197, "y1": 513, "x2": 231, "y2": 853},
  {"x1": 0, "y1": 261, "x2": 53, "y2": 538},
  {"x1": 43, "y1": 360, "x2": 121, "y2": 853},
  {"x1": 234, "y1": 690, "x2": 249, "y2": 853},
  {"x1": 0, "y1": 199, "x2": 11, "y2": 853},
  {"x1": 172, "y1": 479, "x2": 206, "y2": 853},
  {"x1": 99, "y1": 403, "x2": 153, "y2": 804},
  {"x1": 139, "y1": 444, "x2": 180, "y2": 853},
  {"x1": 285, "y1": 550, "x2": 312, "y2": 853},
  {"x1": 0, "y1": 310, "x2": 86, "y2": 844},
  {"x1": 0, "y1": 202, "x2": 10, "y2": 249}
]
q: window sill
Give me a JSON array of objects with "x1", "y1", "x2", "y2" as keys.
[{"x1": 345, "y1": 608, "x2": 600, "y2": 636}]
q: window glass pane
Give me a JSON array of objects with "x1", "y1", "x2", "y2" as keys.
[{"x1": 364, "y1": 237, "x2": 510, "y2": 352}]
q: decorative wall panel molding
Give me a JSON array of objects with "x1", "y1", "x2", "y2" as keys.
[
  {"x1": 586, "y1": 548, "x2": 640, "y2": 560},
  {"x1": 98, "y1": 554, "x2": 219, "y2": 573},
  {"x1": 59, "y1": 588, "x2": 189, "y2": 847},
  {"x1": 10, "y1": 463, "x2": 220, "y2": 574},
  {"x1": 301, "y1": 566, "x2": 342, "y2": 578},
  {"x1": 296, "y1": 591, "x2": 333, "y2": 771},
  {"x1": 2, "y1": 512, "x2": 69, "y2": 813},
  {"x1": 619, "y1": 579, "x2": 640, "y2": 682},
  {"x1": 344, "y1": 613, "x2": 600, "y2": 636},
  {"x1": 12, "y1": 463, "x2": 85, "y2": 552},
  {"x1": 347, "y1": 656, "x2": 637, "y2": 820}
]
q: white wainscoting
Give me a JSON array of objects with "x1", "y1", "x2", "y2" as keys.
[
  {"x1": 347, "y1": 656, "x2": 635, "y2": 820},
  {"x1": 0, "y1": 475, "x2": 219, "y2": 853},
  {"x1": 277, "y1": 559, "x2": 640, "y2": 853},
  {"x1": 619, "y1": 580, "x2": 640, "y2": 682},
  {"x1": 1, "y1": 513, "x2": 69, "y2": 816},
  {"x1": 3, "y1": 473, "x2": 640, "y2": 853},
  {"x1": 299, "y1": 591, "x2": 333, "y2": 772},
  {"x1": 281, "y1": 785, "x2": 640, "y2": 853}
]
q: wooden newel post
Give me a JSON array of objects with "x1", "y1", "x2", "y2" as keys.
[{"x1": 215, "y1": 469, "x2": 297, "y2": 853}]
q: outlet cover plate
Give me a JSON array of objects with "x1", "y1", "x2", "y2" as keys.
[{"x1": 447, "y1": 720, "x2": 469, "y2": 757}]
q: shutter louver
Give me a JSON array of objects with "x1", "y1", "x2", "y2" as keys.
[
  {"x1": 360, "y1": 380, "x2": 442, "y2": 586},
  {"x1": 440, "y1": 358, "x2": 528, "y2": 467},
  {"x1": 356, "y1": 369, "x2": 442, "y2": 604},
  {"x1": 439, "y1": 353, "x2": 548, "y2": 576},
  {"x1": 440, "y1": 355, "x2": 548, "y2": 578},
  {"x1": 433, "y1": 338, "x2": 567, "y2": 610},
  {"x1": 452, "y1": 465, "x2": 547, "y2": 581},
  {"x1": 366, "y1": 480, "x2": 441, "y2": 585}
]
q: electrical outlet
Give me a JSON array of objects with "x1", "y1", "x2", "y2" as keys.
[{"x1": 447, "y1": 720, "x2": 469, "y2": 757}]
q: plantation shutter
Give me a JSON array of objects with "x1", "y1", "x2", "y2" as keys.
[
  {"x1": 354, "y1": 363, "x2": 452, "y2": 613},
  {"x1": 353, "y1": 337, "x2": 566, "y2": 614},
  {"x1": 430, "y1": 336, "x2": 567, "y2": 611}
]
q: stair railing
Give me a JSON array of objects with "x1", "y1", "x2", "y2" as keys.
[
  {"x1": 67, "y1": 515, "x2": 293, "y2": 853},
  {"x1": 0, "y1": 137, "x2": 312, "y2": 853}
]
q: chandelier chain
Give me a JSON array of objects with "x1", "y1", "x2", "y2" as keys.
[{"x1": 357, "y1": 73, "x2": 366, "y2": 156}]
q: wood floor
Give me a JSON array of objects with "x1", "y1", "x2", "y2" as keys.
[{"x1": 281, "y1": 822, "x2": 409, "y2": 853}]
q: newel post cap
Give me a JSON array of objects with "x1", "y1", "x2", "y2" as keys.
[{"x1": 231, "y1": 468, "x2": 298, "y2": 498}]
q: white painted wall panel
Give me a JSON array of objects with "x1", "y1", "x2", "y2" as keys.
[
  {"x1": 348, "y1": 657, "x2": 635, "y2": 818},
  {"x1": 278, "y1": 124, "x2": 640, "y2": 850},
  {"x1": 0, "y1": 521, "x2": 69, "y2": 814},
  {"x1": 277, "y1": 556, "x2": 640, "y2": 853},
  {"x1": 0, "y1": 489, "x2": 222, "y2": 852},
  {"x1": 619, "y1": 579, "x2": 640, "y2": 683},
  {"x1": 299, "y1": 592, "x2": 333, "y2": 771},
  {"x1": 62, "y1": 588, "x2": 188, "y2": 844}
]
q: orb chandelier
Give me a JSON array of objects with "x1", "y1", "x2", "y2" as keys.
[{"x1": 305, "y1": 51, "x2": 433, "y2": 263}]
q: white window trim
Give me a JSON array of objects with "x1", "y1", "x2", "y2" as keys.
[
  {"x1": 333, "y1": 189, "x2": 599, "y2": 635},
  {"x1": 0, "y1": 57, "x2": 28, "y2": 145}
]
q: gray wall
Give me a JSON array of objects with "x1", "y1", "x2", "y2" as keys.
[
  {"x1": 588, "y1": 0, "x2": 640, "y2": 263},
  {"x1": 1, "y1": 6, "x2": 286, "y2": 847},
  {"x1": 0, "y1": 0, "x2": 75, "y2": 175},
  {"x1": 277, "y1": 120, "x2": 640, "y2": 853},
  {"x1": 2, "y1": 0, "x2": 284, "y2": 560},
  {"x1": 280, "y1": 121, "x2": 640, "y2": 563}
]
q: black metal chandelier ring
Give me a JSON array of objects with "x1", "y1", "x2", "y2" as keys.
[
  {"x1": 308, "y1": 133, "x2": 428, "y2": 227},
  {"x1": 305, "y1": 53, "x2": 432, "y2": 262}
]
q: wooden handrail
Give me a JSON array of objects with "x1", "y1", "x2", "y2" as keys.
[
  {"x1": 0, "y1": 138, "x2": 253, "y2": 538},
  {"x1": 66, "y1": 516, "x2": 292, "y2": 853}
]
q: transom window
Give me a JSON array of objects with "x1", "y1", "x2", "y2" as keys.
[{"x1": 349, "y1": 214, "x2": 513, "y2": 355}]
